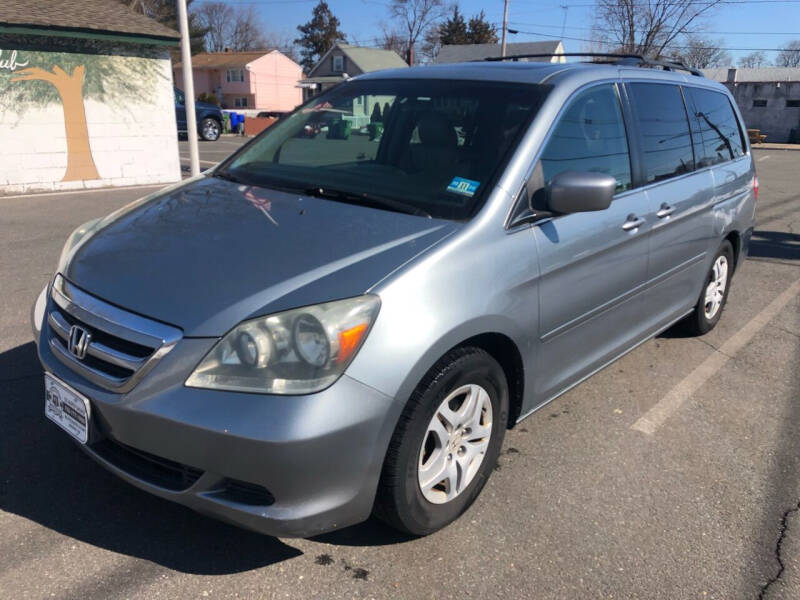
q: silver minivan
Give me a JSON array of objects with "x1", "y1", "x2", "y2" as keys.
[{"x1": 32, "y1": 55, "x2": 756, "y2": 537}]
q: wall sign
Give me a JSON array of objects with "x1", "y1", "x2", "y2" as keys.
[{"x1": 0, "y1": 49, "x2": 28, "y2": 72}]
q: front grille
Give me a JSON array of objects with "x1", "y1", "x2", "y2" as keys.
[
  {"x1": 92, "y1": 437, "x2": 203, "y2": 491},
  {"x1": 46, "y1": 275, "x2": 182, "y2": 392}
]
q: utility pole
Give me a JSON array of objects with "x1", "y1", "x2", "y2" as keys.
[
  {"x1": 177, "y1": 0, "x2": 200, "y2": 177},
  {"x1": 501, "y1": 0, "x2": 509, "y2": 57}
]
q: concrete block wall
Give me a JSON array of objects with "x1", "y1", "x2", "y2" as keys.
[{"x1": 726, "y1": 81, "x2": 800, "y2": 143}]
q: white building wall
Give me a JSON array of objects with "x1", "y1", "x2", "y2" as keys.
[{"x1": 0, "y1": 46, "x2": 180, "y2": 194}]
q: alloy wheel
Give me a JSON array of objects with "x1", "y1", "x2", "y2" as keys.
[
  {"x1": 417, "y1": 384, "x2": 493, "y2": 504},
  {"x1": 203, "y1": 120, "x2": 220, "y2": 140},
  {"x1": 704, "y1": 255, "x2": 729, "y2": 319}
]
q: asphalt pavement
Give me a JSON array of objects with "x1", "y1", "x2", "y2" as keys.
[
  {"x1": 178, "y1": 136, "x2": 249, "y2": 174},
  {"x1": 0, "y1": 147, "x2": 798, "y2": 599}
]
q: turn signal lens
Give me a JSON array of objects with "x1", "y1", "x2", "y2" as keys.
[
  {"x1": 753, "y1": 175, "x2": 759, "y2": 200},
  {"x1": 337, "y1": 323, "x2": 368, "y2": 364}
]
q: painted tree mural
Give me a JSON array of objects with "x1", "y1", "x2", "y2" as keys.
[{"x1": 0, "y1": 39, "x2": 163, "y2": 182}]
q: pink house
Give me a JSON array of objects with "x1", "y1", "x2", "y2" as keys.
[{"x1": 173, "y1": 50, "x2": 303, "y2": 111}]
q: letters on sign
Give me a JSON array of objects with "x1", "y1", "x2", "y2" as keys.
[{"x1": 0, "y1": 49, "x2": 29, "y2": 72}]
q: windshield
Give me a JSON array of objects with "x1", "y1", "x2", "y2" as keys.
[{"x1": 218, "y1": 78, "x2": 551, "y2": 220}]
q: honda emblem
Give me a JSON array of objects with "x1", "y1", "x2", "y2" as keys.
[{"x1": 68, "y1": 325, "x2": 91, "y2": 360}]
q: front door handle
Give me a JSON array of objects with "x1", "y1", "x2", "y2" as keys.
[
  {"x1": 622, "y1": 214, "x2": 646, "y2": 231},
  {"x1": 656, "y1": 203, "x2": 675, "y2": 218}
]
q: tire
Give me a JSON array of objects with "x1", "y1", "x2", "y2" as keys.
[
  {"x1": 200, "y1": 117, "x2": 221, "y2": 141},
  {"x1": 685, "y1": 240, "x2": 734, "y2": 335},
  {"x1": 374, "y1": 347, "x2": 509, "y2": 536}
]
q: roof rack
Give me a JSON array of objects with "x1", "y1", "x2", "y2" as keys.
[{"x1": 482, "y1": 52, "x2": 703, "y2": 77}]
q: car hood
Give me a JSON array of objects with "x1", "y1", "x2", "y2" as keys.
[
  {"x1": 195, "y1": 101, "x2": 220, "y2": 112},
  {"x1": 65, "y1": 176, "x2": 459, "y2": 336}
]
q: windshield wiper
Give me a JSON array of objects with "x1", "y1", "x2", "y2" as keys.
[
  {"x1": 303, "y1": 187, "x2": 431, "y2": 218},
  {"x1": 213, "y1": 170, "x2": 245, "y2": 184},
  {"x1": 214, "y1": 170, "x2": 305, "y2": 195}
]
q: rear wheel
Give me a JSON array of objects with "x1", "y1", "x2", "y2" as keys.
[
  {"x1": 374, "y1": 347, "x2": 508, "y2": 535},
  {"x1": 200, "y1": 117, "x2": 221, "y2": 141},
  {"x1": 685, "y1": 240, "x2": 734, "y2": 335}
]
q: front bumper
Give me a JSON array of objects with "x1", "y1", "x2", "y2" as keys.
[{"x1": 34, "y1": 296, "x2": 399, "y2": 538}]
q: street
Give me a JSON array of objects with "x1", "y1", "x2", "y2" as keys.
[
  {"x1": 0, "y1": 147, "x2": 798, "y2": 599},
  {"x1": 178, "y1": 136, "x2": 250, "y2": 174}
]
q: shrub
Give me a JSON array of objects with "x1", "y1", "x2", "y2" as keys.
[
  {"x1": 198, "y1": 92, "x2": 219, "y2": 106},
  {"x1": 370, "y1": 103, "x2": 383, "y2": 123}
]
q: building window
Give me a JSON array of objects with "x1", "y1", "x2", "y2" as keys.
[
  {"x1": 787, "y1": 99, "x2": 800, "y2": 108},
  {"x1": 234, "y1": 97, "x2": 248, "y2": 108},
  {"x1": 227, "y1": 69, "x2": 244, "y2": 83},
  {"x1": 752, "y1": 99, "x2": 767, "y2": 107},
  {"x1": 332, "y1": 55, "x2": 344, "y2": 72}
]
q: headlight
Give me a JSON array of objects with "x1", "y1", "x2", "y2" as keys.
[
  {"x1": 186, "y1": 295, "x2": 380, "y2": 394},
  {"x1": 57, "y1": 218, "x2": 101, "y2": 272}
]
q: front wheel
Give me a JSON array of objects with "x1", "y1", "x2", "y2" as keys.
[
  {"x1": 200, "y1": 117, "x2": 221, "y2": 141},
  {"x1": 685, "y1": 240, "x2": 734, "y2": 335},
  {"x1": 374, "y1": 347, "x2": 508, "y2": 535}
]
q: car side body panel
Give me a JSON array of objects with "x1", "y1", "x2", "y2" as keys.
[{"x1": 349, "y1": 191, "x2": 543, "y2": 417}]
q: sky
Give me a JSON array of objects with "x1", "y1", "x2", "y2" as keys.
[{"x1": 221, "y1": 0, "x2": 800, "y2": 64}]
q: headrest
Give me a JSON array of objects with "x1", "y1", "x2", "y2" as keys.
[{"x1": 417, "y1": 112, "x2": 457, "y2": 147}]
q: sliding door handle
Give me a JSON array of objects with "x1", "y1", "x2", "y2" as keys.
[
  {"x1": 656, "y1": 203, "x2": 675, "y2": 218},
  {"x1": 622, "y1": 214, "x2": 646, "y2": 231}
]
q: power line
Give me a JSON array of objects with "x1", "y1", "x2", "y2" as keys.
[
  {"x1": 508, "y1": 28, "x2": 797, "y2": 51},
  {"x1": 552, "y1": 0, "x2": 800, "y2": 5},
  {"x1": 507, "y1": 21, "x2": 800, "y2": 36},
  {"x1": 221, "y1": 0, "x2": 317, "y2": 4}
]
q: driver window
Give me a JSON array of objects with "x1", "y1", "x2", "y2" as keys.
[{"x1": 540, "y1": 84, "x2": 631, "y2": 193}]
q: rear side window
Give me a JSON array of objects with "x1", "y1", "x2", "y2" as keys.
[
  {"x1": 540, "y1": 84, "x2": 631, "y2": 193},
  {"x1": 685, "y1": 87, "x2": 745, "y2": 167},
  {"x1": 628, "y1": 83, "x2": 694, "y2": 184}
]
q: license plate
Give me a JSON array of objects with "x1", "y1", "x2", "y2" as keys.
[{"x1": 44, "y1": 373, "x2": 91, "y2": 444}]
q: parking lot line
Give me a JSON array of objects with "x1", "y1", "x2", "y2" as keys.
[
  {"x1": 757, "y1": 155, "x2": 771, "y2": 162},
  {"x1": 179, "y1": 155, "x2": 218, "y2": 166},
  {"x1": 631, "y1": 275, "x2": 800, "y2": 435},
  {"x1": 0, "y1": 183, "x2": 166, "y2": 200}
]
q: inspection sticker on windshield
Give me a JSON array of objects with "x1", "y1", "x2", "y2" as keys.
[{"x1": 447, "y1": 177, "x2": 479, "y2": 197}]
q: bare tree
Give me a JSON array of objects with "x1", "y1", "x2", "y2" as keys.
[
  {"x1": 419, "y1": 26, "x2": 442, "y2": 63},
  {"x1": 196, "y1": 2, "x2": 234, "y2": 52},
  {"x1": 263, "y1": 31, "x2": 301, "y2": 62},
  {"x1": 670, "y1": 36, "x2": 731, "y2": 68},
  {"x1": 125, "y1": 0, "x2": 207, "y2": 55},
  {"x1": 776, "y1": 40, "x2": 800, "y2": 67},
  {"x1": 738, "y1": 51, "x2": 768, "y2": 68},
  {"x1": 388, "y1": 0, "x2": 448, "y2": 65},
  {"x1": 229, "y1": 6, "x2": 267, "y2": 51},
  {"x1": 196, "y1": 2, "x2": 267, "y2": 51},
  {"x1": 593, "y1": 0, "x2": 723, "y2": 58},
  {"x1": 381, "y1": 27, "x2": 410, "y2": 59}
]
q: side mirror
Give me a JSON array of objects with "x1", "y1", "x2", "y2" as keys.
[{"x1": 546, "y1": 171, "x2": 616, "y2": 214}]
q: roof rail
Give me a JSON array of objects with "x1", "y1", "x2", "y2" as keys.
[
  {"x1": 482, "y1": 52, "x2": 704, "y2": 77},
  {"x1": 614, "y1": 56, "x2": 703, "y2": 77}
]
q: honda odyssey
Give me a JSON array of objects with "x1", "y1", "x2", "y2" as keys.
[{"x1": 33, "y1": 55, "x2": 756, "y2": 537}]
